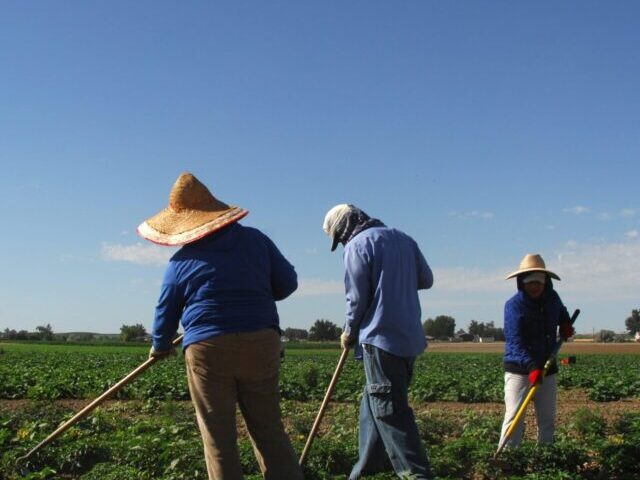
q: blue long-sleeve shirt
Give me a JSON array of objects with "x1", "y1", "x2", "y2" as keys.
[
  {"x1": 151, "y1": 223, "x2": 297, "y2": 351},
  {"x1": 503, "y1": 286, "x2": 569, "y2": 375},
  {"x1": 343, "y1": 227, "x2": 433, "y2": 358}
]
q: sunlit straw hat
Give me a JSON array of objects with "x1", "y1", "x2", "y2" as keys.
[
  {"x1": 137, "y1": 172, "x2": 248, "y2": 246},
  {"x1": 505, "y1": 253, "x2": 560, "y2": 280}
]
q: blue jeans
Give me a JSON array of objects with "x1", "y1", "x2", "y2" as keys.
[{"x1": 349, "y1": 344, "x2": 432, "y2": 480}]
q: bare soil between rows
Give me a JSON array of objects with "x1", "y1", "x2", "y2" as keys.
[{"x1": 3, "y1": 389, "x2": 639, "y2": 429}]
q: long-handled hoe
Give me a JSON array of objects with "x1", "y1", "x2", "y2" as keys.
[
  {"x1": 16, "y1": 335, "x2": 184, "y2": 471},
  {"x1": 494, "y1": 309, "x2": 580, "y2": 458},
  {"x1": 299, "y1": 346, "x2": 350, "y2": 466}
]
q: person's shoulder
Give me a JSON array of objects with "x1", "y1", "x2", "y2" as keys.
[
  {"x1": 238, "y1": 224, "x2": 280, "y2": 249},
  {"x1": 344, "y1": 235, "x2": 369, "y2": 257},
  {"x1": 165, "y1": 247, "x2": 198, "y2": 278},
  {"x1": 236, "y1": 223, "x2": 259, "y2": 236},
  {"x1": 364, "y1": 225, "x2": 397, "y2": 241},
  {"x1": 505, "y1": 291, "x2": 524, "y2": 309},
  {"x1": 393, "y1": 228, "x2": 419, "y2": 243},
  {"x1": 229, "y1": 223, "x2": 262, "y2": 239},
  {"x1": 382, "y1": 228, "x2": 422, "y2": 251},
  {"x1": 353, "y1": 226, "x2": 385, "y2": 245},
  {"x1": 169, "y1": 245, "x2": 189, "y2": 262},
  {"x1": 379, "y1": 227, "x2": 414, "y2": 241}
]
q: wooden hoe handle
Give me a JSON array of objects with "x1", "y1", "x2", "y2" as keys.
[
  {"x1": 17, "y1": 335, "x2": 184, "y2": 463},
  {"x1": 299, "y1": 347, "x2": 349, "y2": 466}
]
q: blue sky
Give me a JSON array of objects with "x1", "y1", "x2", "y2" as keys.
[{"x1": 1, "y1": 1, "x2": 638, "y2": 335}]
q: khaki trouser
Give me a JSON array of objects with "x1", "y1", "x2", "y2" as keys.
[{"x1": 185, "y1": 329, "x2": 303, "y2": 480}]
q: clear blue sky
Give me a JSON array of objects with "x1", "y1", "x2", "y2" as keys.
[{"x1": 1, "y1": 1, "x2": 638, "y2": 335}]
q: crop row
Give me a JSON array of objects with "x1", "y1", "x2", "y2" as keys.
[
  {"x1": 2, "y1": 400, "x2": 640, "y2": 479},
  {"x1": 2, "y1": 348, "x2": 640, "y2": 402}
]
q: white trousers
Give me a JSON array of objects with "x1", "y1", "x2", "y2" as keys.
[{"x1": 499, "y1": 372, "x2": 557, "y2": 448}]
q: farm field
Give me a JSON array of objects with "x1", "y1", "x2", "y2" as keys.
[{"x1": 1, "y1": 342, "x2": 640, "y2": 479}]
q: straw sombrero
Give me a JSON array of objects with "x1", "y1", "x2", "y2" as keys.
[
  {"x1": 137, "y1": 172, "x2": 248, "y2": 246},
  {"x1": 505, "y1": 253, "x2": 560, "y2": 280}
]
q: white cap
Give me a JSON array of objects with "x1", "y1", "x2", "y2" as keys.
[
  {"x1": 323, "y1": 204, "x2": 352, "y2": 251},
  {"x1": 522, "y1": 272, "x2": 547, "y2": 284}
]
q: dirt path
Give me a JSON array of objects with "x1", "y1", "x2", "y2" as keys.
[{"x1": 4, "y1": 389, "x2": 637, "y2": 433}]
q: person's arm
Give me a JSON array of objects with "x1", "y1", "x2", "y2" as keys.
[
  {"x1": 415, "y1": 244, "x2": 434, "y2": 290},
  {"x1": 504, "y1": 301, "x2": 536, "y2": 371},
  {"x1": 151, "y1": 263, "x2": 184, "y2": 352},
  {"x1": 265, "y1": 235, "x2": 298, "y2": 301},
  {"x1": 343, "y1": 245, "x2": 371, "y2": 337},
  {"x1": 557, "y1": 295, "x2": 574, "y2": 339}
]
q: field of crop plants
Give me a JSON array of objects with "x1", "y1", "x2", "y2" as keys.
[{"x1": 2, "y1": 341, "x2": 640, "y2": 479}]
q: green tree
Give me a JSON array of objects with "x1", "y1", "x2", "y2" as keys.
[
  {"x1": 35, "y1": 323, "x2": 54, "y2": 341},
  {"x1": 423, "y1": 315, "x2": 456, "y2": 340},
  {"x1": 15, "y1": 330, "x2": 31, "y2": 340},
  {"x1": 283, "y1": 327, "x2": 308, "y2": 341},
  {"x1": 596, "y1": 329, "x2": 615, "y2": 343},
  {"x1": 624, "y1": 309, "x2": 640, "y2": 335},
  {"x1": 2, "y1": 329, "x2": 17, "y2": 340},
  {"x1": 468, "y1": 320, "x2": 482, "y2": 336},
  {"x1": 308, "y1": 319, "x2": 341, "y2": 341},
  {"x1": 120, "y1": 324, "x2": 148, "y2": 341},
  {"x1": 468, "y1": 320, "x2": 504, "y2": 340}
]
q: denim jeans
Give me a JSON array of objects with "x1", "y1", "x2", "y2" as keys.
[{"x1": 349, "y1": 344, "x2": 432, "y2": 480}]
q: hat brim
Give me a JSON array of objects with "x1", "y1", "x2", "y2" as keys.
[
  {"x1": 506, "y1": 267, "x2": 560, "y2": 281},
  {"x1": 138, "y1": 207, "x2": 248, "y2": 246},
  {"x1": 330, "y1": 235, "x2": 340, "y2": 252}
]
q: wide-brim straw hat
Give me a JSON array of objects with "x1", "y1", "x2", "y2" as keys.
[
  {"x1": 506, "y1": 253, "x2": 560, "y2": 280},
  {"x1": 137, "y1": 172, "x2": 248, "y2": 246}
]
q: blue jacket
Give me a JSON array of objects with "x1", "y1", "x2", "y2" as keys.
[
  {"x1": 503, "y1": 281, "x2": 570, "y2": 375},
  {"x1": 151, "y1": 223, "x2": 297, "y2": 351},
  {"x1": 343, "y1": 226, "x2": 433, "y2": 359}
]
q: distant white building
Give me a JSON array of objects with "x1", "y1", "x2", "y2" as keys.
[{"x1": 635, "y1": 331, "x2": 640, "y2": 342}]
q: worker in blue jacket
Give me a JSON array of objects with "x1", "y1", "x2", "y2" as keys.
[
  {"x1": 138, "y1": 172, "x2": 303, "y2": 480},
  {"x1": 499, "y1": 253, "x2": 574, "y2": 448},
  {"x1": 323, "y1": 204, "x2": 434, "y2": 480}
]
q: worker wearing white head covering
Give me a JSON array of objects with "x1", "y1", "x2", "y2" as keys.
[
  {"x1": 323, "y1": 204, "x2": 353, "y2": 251},
  {"x1": 322, "y1": 204, "x2": 434, "y2": 480}
]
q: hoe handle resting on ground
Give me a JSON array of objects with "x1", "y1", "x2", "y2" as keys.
[
  {"x1": 494, "y1": 309, "x2": 580, "y2": 458},
  {"x1": 17, "y1": 335, "x2": 184, "y2": 463},
  {"x1": 299, "y1": 346, "x2": 350, "y2": 466}
]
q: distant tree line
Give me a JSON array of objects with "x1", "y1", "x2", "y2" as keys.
[
  {"x1": 2, "y1": 324, "x2": 54, "y2": 341},
  {"x1": 120, "y1": 323, "x2": 149, "y2": 341},
  {"x1": 0, "y1": 323, "x2": 146, "y2": 343},
  {"x1": 3, "y1": 309, "x2": 638, "y2": 343},
  {"x1": 283, "y1": 319, "x2": 341, "y2": 341},
  {"x1": 422, "y1": 315, "x2": 456, "y2": 339},
  {"x1": 420, "y1": 316, "x2": 505, "y2": 341},
  {"x1": 468, "y1": 320, "x2": 505, "y2": 341},
  {"x1": 286, "y1": 316, "x2": 506, "y2": 343}
]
